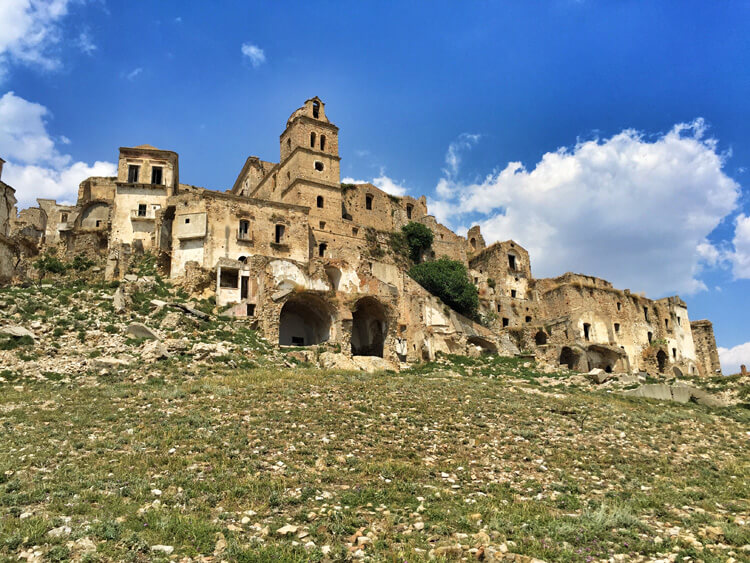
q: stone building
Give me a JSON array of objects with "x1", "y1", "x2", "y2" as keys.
[
  {"x1": 4, "y1": 98, "x2": 724, "y2": 375},
  {"x1": 0, "y1": 157, "x2": 17, "y2": 282}
]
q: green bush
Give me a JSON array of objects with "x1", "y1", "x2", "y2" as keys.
[
  {"x1": 401, "y1": 221, "x2": 434, "y2": 262},
  {"x1": 33, "y1": 252, "x2": 67, "y2": 285},
  {"x1": 409, "y1": 258, "x2": 478, "y2": 319}
]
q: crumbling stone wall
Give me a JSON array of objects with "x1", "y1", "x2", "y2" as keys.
[{"x1": 690, "y1": 320, "x2": 722, "y2": 377}]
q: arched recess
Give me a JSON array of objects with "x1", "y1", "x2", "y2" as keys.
[
  {"x1": 560, "y1": 346, "x2": 584, "y2": 371},
  {"x1": 279, "y1": 294, "x2": 333, "y2": 347},
  {"x1": 534, "y1": 330, "x2": 548, "y2": 346},
  {"x1": 657, "y1": 349, "x2": 668, "y2": 373},
  {"x1": 325, "y1": 266, "x2": 341, "y2": 291},
  {"x1": 467, "y1": 335, "x2": 497, "y2": 355},
  {"x1": 351, "y1": 297, "x2": 388, "y2": 357}
]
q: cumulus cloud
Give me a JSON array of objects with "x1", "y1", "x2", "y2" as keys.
[
  {"x1": 718, "y1": 341, "x2": 750, "y2": 375},
  {"x1": 0, "y1": 0, "x2": 81, "y2": 80},
  {"x1": 342, "y1": 172, "x2": 409, "y2": 197},
  {"x1": 432, "y1": 120, "x2": 740, "y2": 297},
  {"x1": 0, "y1": 91, "x2": 115, "y2": 208},
  {"x1": 241, "y1": 43, "x2": 266, "y2": 68},
  {"x1": 729, "y1": 214, "x2": 750, "y2": 279}
]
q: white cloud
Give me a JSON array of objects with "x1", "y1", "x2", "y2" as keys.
[
  {"x1": 445, "y1": 133, "x2": 480, "y2": 177},
  {"x1": 241, "y1": 43, "x2": 266, "y2": 68},
  {"x1": 0, "y1": 0, "x2": 80, "y2": 80},
  {"x1": 0, "y1": 91, "x2": 116, "y2": 208},
  {"x1": 729, "y1": 214, "x2": 750, "y2": 279},
  {"x1": 718, "y1": 341, "x2": 750, "y2": 375},
  {"x1": 433, "y1": 120, "x2": 740, "y2": 297},
  {"x1": 75, "y1": 29, "x2": 96, "y2": 55},
  {"x1": 342, "y1": 172, "x2": 409, "y2": 197},
  {"x1": 125, "y1": 67, "x2": 142, "y2": 81}
]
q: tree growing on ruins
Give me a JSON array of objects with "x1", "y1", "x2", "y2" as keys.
[
  {"x1": 409, "y1": 257, "x2": 479, "y2": 319},
  {"x1": 33, "y1": 251, "x2": 67, "y2": 286},
  {"x1": 392, "y1": 221, "x2": 434, "y2": 263}
]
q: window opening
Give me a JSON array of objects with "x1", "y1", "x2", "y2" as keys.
[
  {"x1": 312, "y1": 100, "x2": 320, "y2": 118},
  {"x1": 317, "y1": 195, "x2": 324, "y2": 208},
  {"x1": 510, "y1": 289, "x2": 517, "y2": 298},
  {"x1": 406, "y1": 204, "x2": 413, "y2": 219},
  {"x1": 219, "y1": 269, "x2": 238, "y2": 288},
  {"x1": 310, "y1": 132, "x2": 316, "y2": 148},
  {"x1": 128, "y1": 165, "x2": 140, "y2": 183},
  {"x1": 314, "y1": 161, "x2": 324, "y2": 171},
  {"x1": 583, "y1": 323, "x2": 591, "y2": 341},
  {"x1": 320, "y1": 135, "x2": 326, "y2": 150},
  {"x1": 365, "y1": 194, "x2": 373, "y2": 210},
  {"x1": 502, "y1": 318, "x2": 509, "y2": 327},
  {"x1": 137, "y1": 204, "x2": 147, "y2": 217},
  {"x1": 241, "y1": 277, "x2": 249, "y2": 299},
  {"x1": 318, "y1": 243, "x2": 327, "y2": 257},
  {"x1": 614, "y1": 322, "x2": 620, "y2": 333},
  {"x1": 239, "y1": 220, "x2": 250, "y2": 239},
  {"x1": 151, "y1": 166, "x2": 163, "y2": 185},
  {"x1": 61, "y1": 213, "x2": 68, "y2": 223},
  {"x1": 508, "y1": 254, "x2": 516, "y2": 270},
  {"x1": 246, "y1": 304, "x2": 255, "y2": 316},
  {"x1": 275, "y1": 224, "x2": 285, "y2": 244}
]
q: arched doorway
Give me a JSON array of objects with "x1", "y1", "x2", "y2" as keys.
[
  {"x1": 279, "y1": 294, "x2": 332, "y2": 346},
  {"x1": 560, "y1": 346, "x2": 582, "y2": 371},
  {"x1": 657, "y1": 350, "x2": 668, "y2": 373},
  {"x1": 534, "y1": 330, "x2": 548, "y2": 346},
  {"x1": 351, "y1": 297, "x2": 388, "y2": 357}
]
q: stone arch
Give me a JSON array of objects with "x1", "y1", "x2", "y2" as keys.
[
  {"x1": 77, "y1": 200, "x2": 110, "y2": 229},
  {"x1": 279, "y1": 293, "x2": 333, "y2": 347},
  {"x1": 467, "y1": 335, "x2": 497, "y2": 355},
  {"x1": 534, "y1": 330, "x2": 548, "y2": 346},
  {"x1": 351, "y1": 297, "x2": 388, "y2": 357},
  {"x1": 560, "y1": 346, "x2": 584, "y2": 371},
  {"x1": 657, "y1": 349, "x2": 668, "y2": 373}
]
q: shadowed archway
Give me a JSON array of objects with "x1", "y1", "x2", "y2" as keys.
[
  {"x1": 279, "y1": 294, "x2": 332, "y2": 346},
  {"x1": 351, "y1": 297, "x2": 388, "y2": 357}
]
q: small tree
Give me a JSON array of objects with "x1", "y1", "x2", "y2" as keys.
[
  {"x1": 409, "y1": 257, "x2": 479, "y2": 319},
  {"x1": 33, "y1": 251, "x2": 67, "y2": 286},
  {"x1": 401, "y1": 221, "x2": 434, "y2": 263}
]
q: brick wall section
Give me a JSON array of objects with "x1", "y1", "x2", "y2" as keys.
[{"x1": 690, "y1": 320, "x2": 722, "y2": 376}]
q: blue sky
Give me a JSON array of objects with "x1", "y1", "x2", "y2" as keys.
[{"x1": 0, "y1": 1, "x2": 748, "y2": 371}]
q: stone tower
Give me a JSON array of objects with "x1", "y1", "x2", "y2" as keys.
[{"x1": 278, "y1": 97, "x2": 342, "y2": 221}]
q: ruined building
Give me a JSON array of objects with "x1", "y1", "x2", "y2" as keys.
[{"x1": 4, "y1": 97, "x2": 723, "y2": 376}]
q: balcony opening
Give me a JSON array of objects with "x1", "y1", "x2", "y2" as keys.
[
  {"x1": 151, "y1": 166, "x2": 163, "y2": 185},
  {"x1": 128, "y1": 165, "x2": 139, "y2": 183},
  {"x1": 238, "y1": 220, "x2": 250, "y2": 239},
  {"x1": 137, "y1": 204, "x2": 147, "y2": 217}
]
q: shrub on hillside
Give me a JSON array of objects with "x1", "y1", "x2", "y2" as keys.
[
  {"x1": 401, "y1": 221, "x2": 434, "y2": 262},
  {"x1": 409, "y1": 257, "x2": 478, "y2": 319}
]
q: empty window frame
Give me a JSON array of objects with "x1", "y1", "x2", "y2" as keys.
[
  {"x1": 314, "y1": 161, "x2": 324, "y2": 171},
  {"x1": 320, "y1": 135, "x2": 326, "y2": 150},
  {"x1": 151, "y1": 166, "x2": 163, "y2": 185},
  {"x1": 406, "y1": 204, "x2": 413, "y2": 219},
  {"x1": 525, "y1": 316, "x2": 532, "y2": 323},
  {"x1": 496, "y1": 304, "x2": 501, "y2": 313},
  {"x1": 238, "y1": 219, "x2": 250, "y2": 238},
  {"x1": 246, "y1": 303, "x2": 256, "y2": 316},
  {"x1": 318, "y1": 243, "x2": 327, "y2": 257},
  {"x1": 137, "y1": 203, "x2": 147, "y2": 217},
  {"x1": 317, "y1": 195, "x2": 324, "y2": 208},
  {"x1": 312, "y1": 100, "x2": 320, "y2": 118},
  {"x1": 60, "y1": 213, "x2": 68, "y2": 223},
  {"x1": 672, "y1": 348, "x2": 677, "y2": 359},
  {"x1": 219, "y1": 269, "x2": 239, "y2": 288},
  {"x1": 614, "y1": 322, "x2": 620, "y2": 334},
  {"x1": 310, "y1": 132, "x2": 316, "y2": 148},
  {"x1": 583, "y1": 323, "x2": 591, "y2": 341},
  {"x1": 643, "y1": 306, "x2": 649, "y2": 322},
  {"x1": 665, "y1": 318, "x2": 670, "y2": 330},
  {"x1": 275, "y1": 224, "x2": 285, "y2": 244},
  {"x1": 617, "y1": 302, "x2": 622, "y2": 311},
  {"x1": 508, "y1": 254, "x2": 517, "y2": 270},
  {"x1": 319, "y1": 221, "x2": 326, "y2": 229},
  {"x1": 365, "y1": 194, "x2": 373, "y2": 210},
  {"x1": 128, "y1": 165, "x2": 140, "y2": 183},
  {"x1": 510, "y1": 289, "x2": 517, "y2": 298},
  {"x1": 502, "y1": 317, "x2": 509, "y2": 327}
]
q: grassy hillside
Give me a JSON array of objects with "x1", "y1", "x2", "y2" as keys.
[{"x1": 0, "y1": 281, "x2": 748, "y2": 562}]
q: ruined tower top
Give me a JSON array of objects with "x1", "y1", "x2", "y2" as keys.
[{"x1": 280, "y1": 97, "x2": 339, "y2": 163}]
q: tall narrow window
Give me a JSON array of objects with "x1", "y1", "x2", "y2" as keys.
[
  {"x1": 508, "y1": 254, "x2": 517, "y2": 270},
  {"x1": 677, "y1": 316, "x2": 681, "y2": 326},
  {"x1": 128, "y1": 165, "x2": 140, "y2": 183},
  {"x1": 238, "y1": 220, "x2": 250, "y2": 239},
  {"x1": 310, "y1": 132, "x2": 316, "y2": 148},
  {"x1": 502, "y1": 317, "x2": 509, "y2": 327},
  {"x1": 406, "y1": 204, "x2": 413, "y2": 219},
  {"x1": 614, "y1": 323, "x2": 620, "y2": 334},
  {"x1": 643, "y1": 307, "x2": 649, "y2": 322},
  {"x1": 137, "y1": 203, "x2": 147, "y2": 217},
  {"x1": 365, "y1": 194, "x2": 373, "y2": 210},
  {"x1": 287, "y1": 138, "x2": 291, "y2": 151},
  {"x1": 510, "y1": 289, "x2": 517, "y2": 298},
  {"x1": 61, "y1": 213, "x2": 68, "y2": 223},
  {"x1": 583, "y1": 323, "x2": 591, "y2": 341},
  {"x1": 647, "y1": 331, "x2": 653, "y2": 343},
  {"x1": 151, "y1": 166, "x2": 163, "y2": 185},
  {"x1": 316, "y1": 195, "x2": 324, "y2": 208},
  {"x1": 312, "y1": 100, "x2": 320, "y2": 118},
  {"x1": 320, "y1": 135, "x2": 326, "y2": 150},
  {"x1": 672, "y1": 348, "x2": 677, "y2": 359},
  {"x1": 275, "y1": 224, "x2": 285, "y2": 244},
  {"x1": 617, "y1": 302, "x2": 622, "y2": 311},
  {"x1": 318, "y1": 243, "x2": 327, "y2": 257},
  {"x1": 665, "y1": 318, "x2": 670, "y2": 330}
]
